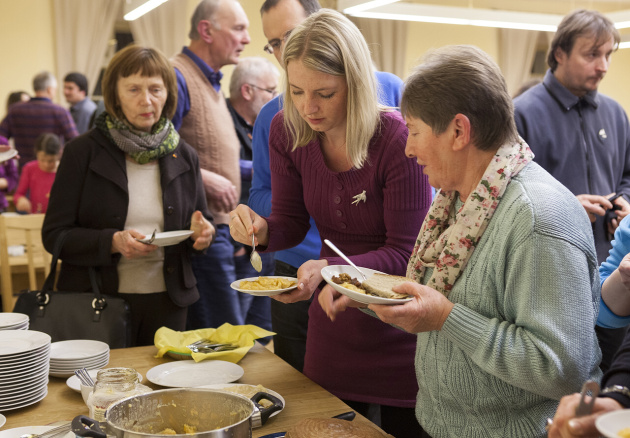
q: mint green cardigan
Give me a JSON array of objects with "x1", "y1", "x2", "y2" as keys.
[{"x1": 412, "y1": 163, "x2": 602, "y2": 437}]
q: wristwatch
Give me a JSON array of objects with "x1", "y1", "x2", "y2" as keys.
[{"x1": 602, "y1": 385, "x2": 630, "y2": 397}]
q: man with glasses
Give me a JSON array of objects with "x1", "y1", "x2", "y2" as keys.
[
  {"x1": 226, "y1": 57, "x2": 280, "y2": 335},
  {"x1": 249, "y1": 0, "x2": 404, "y2": 375}
]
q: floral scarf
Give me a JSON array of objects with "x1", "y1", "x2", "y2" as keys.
[
  {"x1": 96, "y1": 112, "x2": 179, "y2": 164},
  {"x1": 406, "y1": 139, "x2": 534, "y2": 297}
]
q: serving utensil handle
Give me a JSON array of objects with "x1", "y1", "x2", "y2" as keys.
[{"x1": 324, "y1": 239, "x2": 368, "y2": 281}]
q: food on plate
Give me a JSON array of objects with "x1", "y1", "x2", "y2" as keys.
[
  {"x1": 331, "y1": 273, "x2": 366, "y2": 293},
  {"x1": 619, "y1": 427, "x2": 630, "y2": 438},
  {"x1": 285, "y1": 417, "x2": 394, "y2": 437},
  {"x1": 331, "y1": 273, "x2": 410, "y2": 299},
  {"x1": 362, "y1": 274, "x2": 411, "y2": 299},
  {"x1": 221, "y1": 384, "x2": 274, "y2": 407},
  {"x1": 239, "y1": 277, "x2": 296, "y2": 291}
]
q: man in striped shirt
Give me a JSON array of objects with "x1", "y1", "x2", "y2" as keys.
[{"x1": 0, "y1": 71, "x2": 78, "y2": 167}]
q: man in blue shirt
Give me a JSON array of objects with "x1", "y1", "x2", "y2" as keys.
[
  {"x1": 249, "y1": 0, "x2": 404, "y2": 373},
  {"x1": 514, "y1": 9, "x2": 630, "y2": 373}
]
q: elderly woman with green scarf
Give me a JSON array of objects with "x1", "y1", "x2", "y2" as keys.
[
  {"x1": 43, "y1": 45, "x2": 214, "y2": 347},
  {"x1": 319, "y1": 45, "x2": 603, "y2": 437}
]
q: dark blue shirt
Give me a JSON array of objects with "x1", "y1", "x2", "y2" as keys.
[
  {"x1": 514, "y1": 69, "x2": 630, "y2": 262},
  {"x1": 172, "y1": 47, "x2": 223, "y2": 130}
]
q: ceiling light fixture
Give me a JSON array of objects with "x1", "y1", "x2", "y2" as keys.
[
  {"x1": 124, "y1": 0, "x2": 169, "y2": 21},
  {"x1": 340, "y1": 1, "x2": 630, "y2": 34}
]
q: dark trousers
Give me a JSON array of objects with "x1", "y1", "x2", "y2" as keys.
[
  {"x1": 235, "y1": 250, "x2": 274, "y2": 344},
  {"x1": 596, "y1": 325, "x2": 628, "y2": 373},
  {"x1": 187, "y1": 225, "x2": 240, "y2": 330},
  {"x1": 118, "y1": 291, "x2": 187, "y2": 347},
  {"x1": 271, "y1": 260, "x2": 313, "y2": 373}
]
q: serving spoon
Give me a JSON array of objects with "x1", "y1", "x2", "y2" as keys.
[
  {"x1": 251, "y1": 233, "x2": 262, "y2": 272},
  {"x1": 324, "y1": 239, "x2": 368, "y2": 281}
]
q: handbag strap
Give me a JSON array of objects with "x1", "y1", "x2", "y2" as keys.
[{"x1": 41, "y1": 230, "x2": 102, "y2": 301}]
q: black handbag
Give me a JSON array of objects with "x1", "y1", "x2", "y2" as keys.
[{"x1": 13, "y1": 231, "x2": 131, "y2": 348}]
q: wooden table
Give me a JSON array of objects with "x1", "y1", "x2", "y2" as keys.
[{"x1": 2, "y1": 343, "x2": 378, "y2": 437}]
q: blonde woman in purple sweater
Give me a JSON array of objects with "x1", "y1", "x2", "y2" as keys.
[{"x1": 230, "y1": 9, "x2": 431, "y2": 437}]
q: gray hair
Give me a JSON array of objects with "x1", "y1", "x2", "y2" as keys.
[
  {"x1": 33, "y1": 71, "x2": 57, "y2": 92},
  {"x1": 189, "y1": 0, "x2": 233, "y2": 40},
  {"x1": 548, "y1": 9, "x2": 619, "y2": 72},
  {"x1": 401, "y1": 45, "x2": 518, "y2": 152},
  {"x1": 229, "y1": 57, "x2": 280, "y2": 97}
]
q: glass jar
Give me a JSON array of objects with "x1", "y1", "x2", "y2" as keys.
[{"x1": 87, "y1": 367, "x2": 151, "y2": 423}]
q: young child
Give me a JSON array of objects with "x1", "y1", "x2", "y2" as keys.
[
  {"x1": 0, "y1": 135, "x2": 19, "y2": 213},
  {"x1": 14, "y1": 133, "x2": 61, "y2": 214}
]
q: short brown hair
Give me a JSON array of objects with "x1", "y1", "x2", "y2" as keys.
[
  {"x1": 101, "y1": 45, "x2": 178, "y2": 122},
  {"x1": 548, "y1": 9, "x2": 619, "y2": 72},
  {"x1": 401, "y1": 45, "x2": 518, "y2": 152}
]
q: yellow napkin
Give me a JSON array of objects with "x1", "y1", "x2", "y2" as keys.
[{"x1": 154, "y1": 323, "x2": 275, "y2": 363}]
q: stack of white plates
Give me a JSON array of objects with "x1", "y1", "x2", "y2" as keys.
[
  {"x1": 49, "y1": 340, "x2": 110, "y2": 378},
  {"x1": 0, "y1": 313, "x2": 29, "y2": 330},
  {"x1": 0, "y1": 330, "x2": 51, "y2": 411}
]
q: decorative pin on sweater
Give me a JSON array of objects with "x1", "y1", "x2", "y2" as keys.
[{"x1": 352, "y1": 190, "x2": 367, "y2": 206}]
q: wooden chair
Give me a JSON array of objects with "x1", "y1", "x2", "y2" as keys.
[{"x1": 0, "y1": 213, "x2": 51, "y2": 312}]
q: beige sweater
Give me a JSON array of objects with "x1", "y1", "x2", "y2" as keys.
[{"x1": 171, "y1": 53, "x2": 240, "y2": 225}]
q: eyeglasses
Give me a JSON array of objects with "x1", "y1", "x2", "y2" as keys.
[
  {"x1": 263, "y1": 29, "x2": 294, "y2": 54},
  {"x1": 248, "y1": 84, "x2": 278, "y2": 97}
]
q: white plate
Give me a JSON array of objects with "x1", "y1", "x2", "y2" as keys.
[
  {"x1": 136, "y1": 230, "x2": 194, "y2": 247},
  {"x1": 0, "y1": 149, "x2": 17, "y2": 164},
  {"x1": 0, "y1": 386, "x2": 47, "y2": 411},
  {"x1": 49, "y1": 340, "x2": 109, "y2": 360},
  {"x1": 321, "y1": 265, "x2": 413, "y2": 305},
  {"x1": 0, "y1": 313, "x2": 28, "y2": 328},
  {"x1": 596, "y1": 409, "x2": 630, "y2": 437},
  {"x1": 0, "y1": 331, "x2": 51, "y2": 357},
  {"x1": 146, "y1": 360, "x2": 244, "y2": 388},
  {"x1": 230, "y1": 276, "x2": 298, "y2": 296},
  {"x1": 0, "y1": 425, "x2": 72, "y2": 438},
  {"x1": 66, "y1": 369, "x2": 143, "y2": 392},
  {"x1": 0, "y1": 413, "x2": 5, "y2": 428},
  {"x1": 199, "y1": 383, "x2": 285, "y2": 417},
  {"x1": 50, "y1": 355, "x2": 110, "y2": 369}
]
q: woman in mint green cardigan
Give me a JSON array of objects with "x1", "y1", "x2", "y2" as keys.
[{"x1": 320, "y1": 45, "x2": 603, "y2": 438}]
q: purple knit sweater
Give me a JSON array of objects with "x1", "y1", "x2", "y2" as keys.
[{"x1": 266, "y1": 110, "x2": 432, "y2": 406}]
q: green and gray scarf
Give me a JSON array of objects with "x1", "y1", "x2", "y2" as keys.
[{"x1": 96, "y1": 112, "x2": 180, "y2": 164}]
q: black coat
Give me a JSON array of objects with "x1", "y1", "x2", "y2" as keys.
[{"x1": 42, "y1": 128, "x2": 212, "y2": 307}]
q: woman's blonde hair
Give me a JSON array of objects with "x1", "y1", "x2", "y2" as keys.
[
  {"x1": 102, "y1": 45, "x2": 178, "y2": 123},
  {"x1": 282, "y1": 9, "x2": 381, "y2": 169}
]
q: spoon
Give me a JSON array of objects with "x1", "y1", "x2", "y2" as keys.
[
  {"x1": 324, "y1": 239, "x2": 368, "y2": 281},
  {"x1": 251, "y1": 233, "x2": 262, "y2": 272}
]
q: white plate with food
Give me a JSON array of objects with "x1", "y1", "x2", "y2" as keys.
[
  {"x1": 0, "y1": 148, "x2": 17, "y2": 164},
  {"x1": 596, "y1": 409, "x2": 630, "y2": 437},
  {"x1": 230, "y1": 276, "x2": 298, "y2": 296},
  {"x1": 136, "y1": 230, "x2": 193, "y2": 247},
  {"x1": 321, "y1": 265, "x2": 413, "y2": 305},
  {"x1": 199, "y1": 383, "x2": 285, "y2": 417},
  {"x1": 146, "y1": 360, "x2": 244, "y2": 388}
]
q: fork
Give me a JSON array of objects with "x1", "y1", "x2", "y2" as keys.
[
  {"x1": 545, "y1": 380, "x2": 599, "y2": 431},
  {"x1": 19, "y1": 422, "x2": 72, "y2": 438},
  {"x1": 145, "y1": 229, "x2": 157, "y2": 244},
  {"x1": 136, "y1": 229, "x2": 157, "y2": 245}
]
